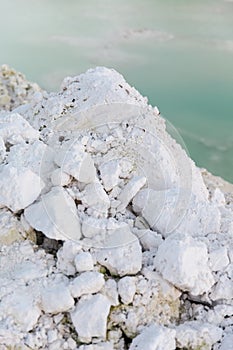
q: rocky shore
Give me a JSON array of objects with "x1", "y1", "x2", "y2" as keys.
[{"x1": 0, "y1": 65, "x2": 232, "y2": 350}]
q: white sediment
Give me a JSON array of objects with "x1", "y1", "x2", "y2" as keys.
[{"x1": 0, "y1": 64, "x2": 232, "y2": 349}]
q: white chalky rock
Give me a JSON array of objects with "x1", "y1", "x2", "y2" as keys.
[
  {"x1": 0, "y1": 208, "x2": 24, "y2": 245},
  {"x1": 0, "y1": 112, "x2": 39, "y2": 144},
  {"x1": 41, "y1": 282, "x2": 74, "y2": 314},
  {"x1": 56, "y1": 240, "x2": 82, "y2": 275},
  {"x1": 209, "y1": 247, "x2": 229, "y2": 272},
  {"x1": 24, "y1": 186, "x2": 81, "y2": 240},
  {"x1": 210, "y1": 272, "x2": 233, "y2": 301},
  {"x1": 79, "y1": 342, "x2": 113, "y2": 350},
  {"x1": 118, "y1": 277, "x2": 136, "y2": 305},
  {"x1": 154, "y1": 233, "x2": 214, "y2": 295},
  {"x1": 0, "y1": 165, "x2": 44, "y2": 212},
  {"x1": 0, "y1": 136, "x2": 6, "y2": 161},
  {"x1": 74, "y1": 251, "x2": 94, "y2": 272},
  {"x1": 1, "y1": 289, "x2": 41, "y2": 332},
  {"x1": 95, "y1": 226, "x2": 142, "y2": 276},
  {"x1": 134, "y1": 188, "x2": 221, "y2": 236},
  {"x1": 69, "y1": 271, "x2": 105, "y2": 298},
  {"x1": 81, "y1": 182, "x2": 110, "y2": 216},
  {"x1": 101, "y1": 278, "x2": 119, "y2": 306},
  {"x1": 129, "y1": 324, "x2": 176, "y2": 350},
  {"x1": 117, "y1": 175, "x2": 147, "y2": 212},
  {"x1": 219, "y1": 334, "x2": 233, "y2": 350},
  {"x1": 51, "y1": 168, "x2": 71, "y2": 186},
  {"x1": 71, "y1": 294, "x2": 111, "y2": 343},
  {"x1": 99, "y1": 159, "x2": 121, "y2": 191},
  {"x1": 55, "y1": 141, "x2": 96, "y2": 183},
  {"x1": 175, "y1": 321, "x2": 223, "y2": 349}
]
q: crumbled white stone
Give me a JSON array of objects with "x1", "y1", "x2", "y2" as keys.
[
  {"x1": 79, "y1": 342, "x2": 114, "y2": 350},
  {"x1": 41, "y1": 281, "x2": 74, "y2": 314},
  {"x1": 0, "y1": 136, "x2": 6, "y2": 162},
  {"x1": 69, "y1": 271, "x2": 105, "y2": 298},
  {"x1": 24, "y1": 186, "x2": 81, "y2": 240},
  {"x1": 81, "y1": 182, "x2": 110, "y2": 217},
  {"x1": 51, "y1": 168, "x2": 71, "y2": 186},
  {"x1": 175, "y1": 321, "x2": 223, "y2": 350},
  {"x1": 0, "y1": 208, "x2": 25, "y2": 245},
  {"x1": 0, "y1": 165, "x2": 44, "y2": 212},
  {"x1": 117, "y1": 175, "x2": 147, "y2": 212},
  {"x1": 56, "y1": 240, "x2": 82, "y2": 275},
  {"x1": 1, "y1": 289, "x2": 41, "y2": 332},
  {"x1": 74, "y1": 251, "x2": 94, "y2": 272},
  {"x1": 133, "y1": 228, "x2": 163, "y2": 250},
  {"x1": 133, "y1": 188, "x2": 220, "y2": 236},
  {"x1": 55, "y1": 141, "x2": 96, "y2": 183},
  {"x1": 0, "y1": 112, "x2": 39, "y2": 144},
  {"x1": 95, "y1": 226, "x2": 142, "y2": 276},
  {"x1": 118, "y1": 277, "x2": 136, "y2": 305},
  {"x1": 209, "y1": 247, "x2": 229, "y2": 272},
  {"x1": 99, "y1": 159, "x2": 121, "y2": 191},
  {"x1": 101, "y1": 278, "x2": 119, "y2": 306},
  {"x1": 129, "y1": 324, "x2": 176, "y2": 350},
  {"x1": 219, "y1": 334, "x2": 233, "y2": 350},
  {"x1": 71, "y1": 294, "x2": 111, "y2": 343},
  {"x1": 210, "y1": 270, "x2": 233, "y2": 301},
  {"x1": 154, "y1": 233, "x2": 215, "y2": 295}
]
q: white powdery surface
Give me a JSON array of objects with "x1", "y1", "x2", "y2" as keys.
[
  {"x1": 0, "y1": 164, "x2": 44, "y2": 212},
  {"x1": 154, "y1": 232, "x2": 215, "y2": 295},
  {"x1": 0, "y1": 66, "x2": 232, "y2": 349},
  {"x1": 24, "y1": 186, "x2": 81, "y2": 241}
]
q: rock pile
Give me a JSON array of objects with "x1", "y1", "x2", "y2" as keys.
[{"x1": 0, "y1": 65, "x2": 232, "y2": 350}]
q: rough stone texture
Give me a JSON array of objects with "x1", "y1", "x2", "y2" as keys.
[
  {"x1": 154, "y1": 232, "x2": 215, "y2": 295},
  {"x1": 129, "y1": 324, "x2": 176, "y2": 350},
  {"x1": 70, "y1": 294, "x2": 111, "y2": 343},
  {"x1": 0, "y1": 165, "x2": 44, "y2": 212},
  {"x1": 0, "y1": 64, "x2": 43, "y2": 111},
  {"x1": 0, "y1": 66, "x2": 232, "y2": 349},
  {"x1": 24, "y1": 186, "x2": 81, "y2": 241}
]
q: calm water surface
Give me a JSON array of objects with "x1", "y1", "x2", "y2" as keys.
[{"x1": 0, "y1": 0, "x2": 233, "y2": 181}]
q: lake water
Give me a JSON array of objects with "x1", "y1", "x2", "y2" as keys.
[{"x1": 0, "y1": 0, "x2": 233, "y2": 182}]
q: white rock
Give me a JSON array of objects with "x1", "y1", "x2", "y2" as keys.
[
  {"x1": 41, "y1": 282, "x2": 74, "y2": 314},
  {"x1": 55, "y1": 141, "x2": 96, "y2": 183},
  {"x1": 81, "y1": 182, "x2": 110, "y2": 217},
  {"x1": 79, "y1": 342, "x2": 113, "y2": 350},
  {"x1": 1, "y1": 289, "x2": 41, "y2": 332},
  {"x1": 210, "y1": 272, "x2": 233, "y2": 301},
  {"x1": 24, "y1": 186, "x2": 81, "y2": 241},
  {"x1": 0, "y1": 165, "x2": 44, "y2": 212},
  {"x1": 101, "y1": 279, "x2": 119, "y2": 306},
  {"x1": 81, "y1": 216, "x2": 107, "y2": 238},
  {"x1": 95, "y1": 226, "x2": 142, "y2": 276},
  {"x1": 175, "y1": 321, "x2": 223, "y2": 349},
  {"x1": 51, "y1": 168, "x2": 71, "y2": 186},
  {"x1": 56, "y1": 240, "x2": 82, "y2": 275},
  {"x1": 209, "y1": 247, "x2": 229, "y2": 272},
  {"x1": 117, "y1": 175, "x2": 147, "y2": 212},
  {"x1": 154, "y1": 233, "x2": 215, "y2": 295},
  {"x1": 118, "y1": 277, "x2": 136, "y2": 305},
  {"x1": 0, "y1": 112, "x2": 39, "y2": 144},
  {"x1": 70, "y1": 294, "x2": 111, "y2": 343},
  {"x1": 129, "y1": 324, "x2": 176, "y2": 350},
  {"x1": 0, "y1": 136, "x2": 6, "y2": 161},
  {"x1": 99, "y1": 159, "x2": 121, "y2": 191},
  {"x1": 133, "y1": 188, "x2": 220, "y2": 236},
  {"x1": 219, "y1": 334, "x2": 233, "y2": 350},
  {"x1": 74, "y1": 252, "x2": 94, "y2": 272},
  {"x1": 69, "y1": 271, "x2": 105, "y2": 298}
]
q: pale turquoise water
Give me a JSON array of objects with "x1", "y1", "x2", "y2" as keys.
[{"x1": 0, "y1": 0, "x2": 233, "y2": 181}]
